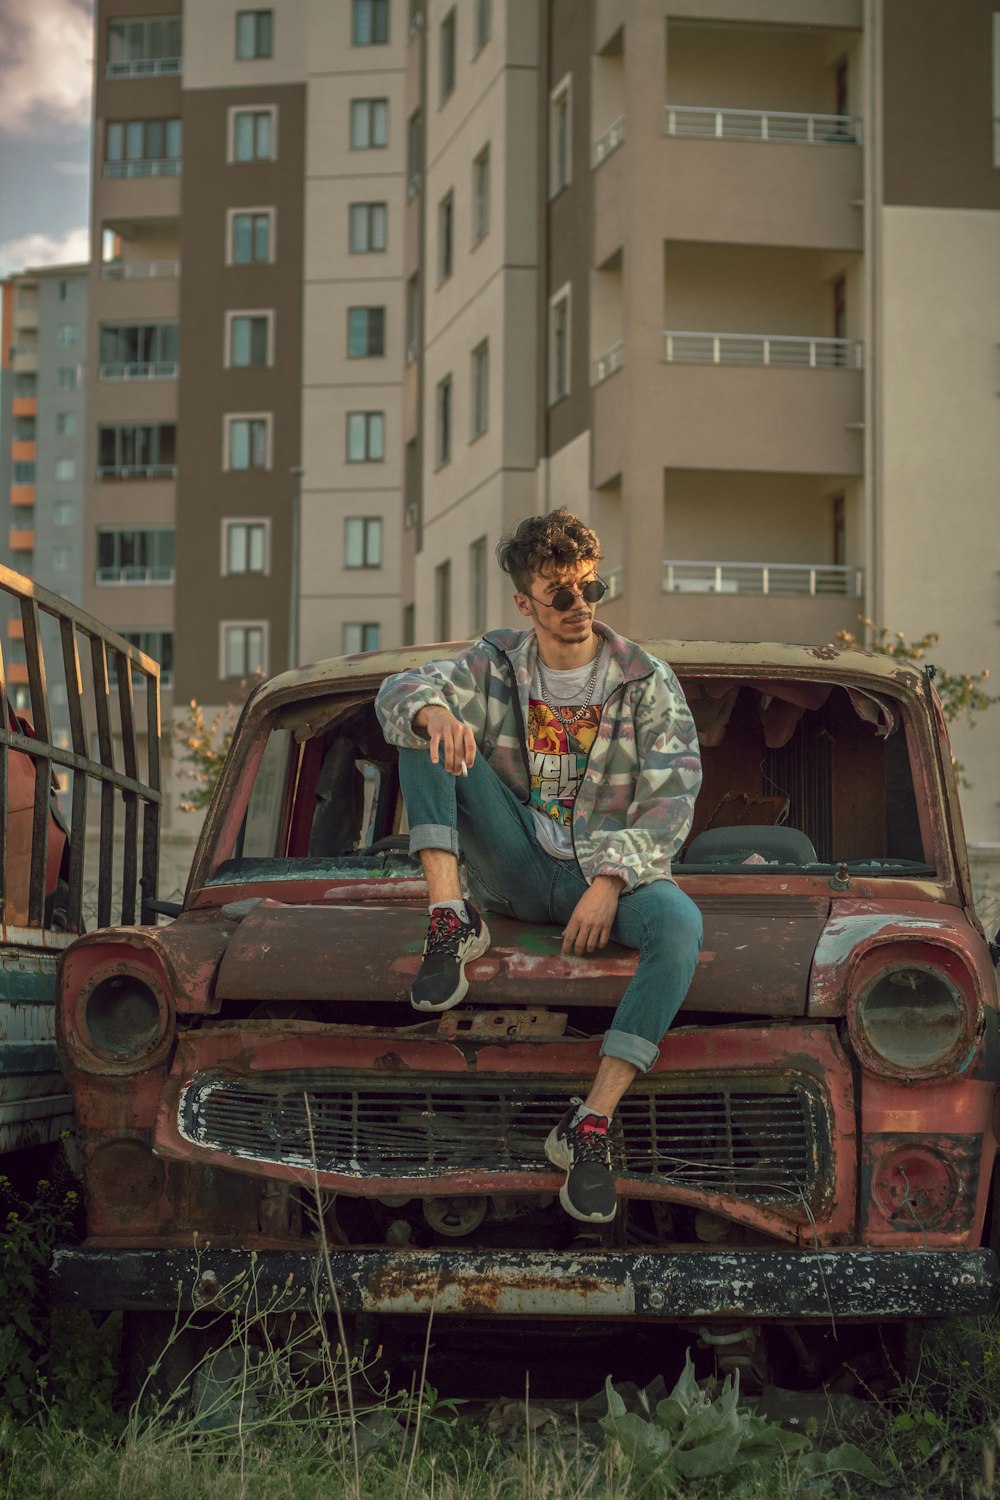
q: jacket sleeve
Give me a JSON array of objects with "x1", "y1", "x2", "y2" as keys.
[
  {"x1": 592, "y1": 664, "x2": 703, "y2": 890},
  {"x1": 375, "y1": 643, "x2": 495, "y2": 749}
]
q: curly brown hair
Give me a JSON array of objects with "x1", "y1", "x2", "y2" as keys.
[{"x1": 495, "y1": 509, "x2": 602, "y2": 594}]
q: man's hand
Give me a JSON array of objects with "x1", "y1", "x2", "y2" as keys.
[
  {"x1": 413, "y1": 705, "x2": 477, "y2": 775},
  {"x1": 562, "y1": 875, "x2": 625, "y2": 956}
]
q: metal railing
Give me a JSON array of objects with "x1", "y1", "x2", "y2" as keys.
[
  {"x1": 592, "y1": 341, "x2": 624, "y2": 385},
  {"x1": 662, "y1": 561, "x2": 864, "y2": 596},
  {"x1": 664, "y1": 104, "x2": 861, "y2": 145},
  {"x1": 96, "y1": 464, "x2": 177, "y2": 481},
  {"x1": 101, "y1": 260, "x2": 181, "y2": 280},
  {"x1": 407, "y1": 171, "x2": 422, "y2": 199},
  {"x1": 406, "y1": 336, "x2": 421, "y2": 364},
  {"x1": 98, "y1": 361, "x2": 179, "y2": 381},
  {"x1": 663, "y1": 331, "x2": 863, "y2": 369},
  {"x1": 103, "y1": 159, "x2": 182, "y2": 178},
  {"x1": 106, "y1": 56, "x2": 181, "y2": 77},
  {"x1": 592, "y1": 115, "x2": 625, "y2": 167},
  {"x1": 96, "y1": 566, "x2": 175, "y2": 586}
]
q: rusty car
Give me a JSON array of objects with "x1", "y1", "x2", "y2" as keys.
[{"x1": 51, "y1": 639, "x2": 1000, "y2": 1384}]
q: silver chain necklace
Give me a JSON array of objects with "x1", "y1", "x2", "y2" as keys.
[{"x1": 535, "y1": 641, "x2": 605, "y2": 729}]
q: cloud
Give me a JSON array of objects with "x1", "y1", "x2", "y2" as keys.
[
  {"x1": 0, "y1": 227, "x2": 90, "y2": 276},
  {"x1": 0, "y1": 0, "x2": 94, "y2": 136}
]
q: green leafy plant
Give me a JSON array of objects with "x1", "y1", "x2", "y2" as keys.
[
  {"x1": 173, "y1": 672, "x2": 263, "y2": 814},
  {"x1": 601, "y1": 1350, "x2": 888, "y2": 1489}
]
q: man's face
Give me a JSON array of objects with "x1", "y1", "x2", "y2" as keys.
[{"x1": 514, "y1": 560, "x2": 602, "y2": 650}]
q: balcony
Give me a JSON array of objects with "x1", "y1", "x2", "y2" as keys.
[
  {"x1": 98, "y1": 361, "x2": 179, "y2": 381},
  {"x1": 101, "y1": 260, "x2": 180, "y2": 280},
  {"x1": 12, "y1": 349, "x2": 38, "y2": 374},
  {"x1": 664, "y1": 106, "x2": 860, "y2": 146},
  {"x1": 96, "y1": 465, "x2": 176, "y2": 481},
  {"x1": 11, "y1": 440, "x2": 36, "y2": 463},
  {"x1": 592, "y1": 115, "x2": 625, "y2": 168},
  {"x1": 106, "y1": 56, "x2": 181, "y2": 78},
  {"x1": 96, "y1": 566, "x2": 175, "y2": 585},
  {"x1": 7, "y1": 616, "x2": 24, "y2": 640},
  {"x1": 9, "y1": 487, "x2": 35, "y2": 509},
  {"x1": 662, "y1": 560, "x2": 863, "y2": 597},
  {"x1": 103, "y1": 159, "x2": 181, "y2": 179},
  {"x1": 663, "y1": 331, "x2": 863, "y2": 371},
  {"x1": 12, "y1": 396, "x2": 37, "y2": 418},
  {"x1": 14, "y1": 301, "x2": 39, "y2": 330},
  {"x1": 9, "y1": 530, "x2": 34, "y2": 552},
  {"x1": 592, "y1": 341, "x2": 624, "y2": 386}
]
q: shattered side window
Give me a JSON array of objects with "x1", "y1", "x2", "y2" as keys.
[{"x1": 239, "y1": 730, "x2": 293, "y2": 858}]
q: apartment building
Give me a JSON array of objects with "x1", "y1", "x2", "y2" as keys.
[
  {"x1": 1, "y1": 264, "x2": 89, "y2": 741},
  {"x1": 82, "y1": 0, "x2": 999, "y2": 859}
]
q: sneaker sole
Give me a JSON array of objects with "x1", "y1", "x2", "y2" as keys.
[
  {"x1": 544, "y1": 1127, "x2": 618, "y2": 1224},
  {"x1": 410, "y1": 922, "x2": 492, "y2": 1013}
]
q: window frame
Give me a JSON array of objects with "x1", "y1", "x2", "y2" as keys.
[
  {"x1": 436, "y1": 374, "x2": 453, "y2": 468},
  {"x1": 346, "y1": 410, "x2": 386, "y2": 463},
  {"x1": 470, "y1": 339, "x2": 489, "y2": 440},
  {"x1": 549, "y1": 284, "x2": 571, "y2": 405},
  {"x1": 227, "y1": 206, "x2": 276, "y2": 264},
  {"x1": 347, "y1": 305, "x2": 386, "y2": 359},
  {"x1": 224, "y1": 412, "x2": 273, "y2": 472},
  {"x1": 228, "y1": 105, "x2": 278, "y2": 163},
  {"x1": 350, "y1": 97, "x2": 389, "y2": 150},
  {"x1": 549, "y1": 75, "x2": 572, "y2": 198},
  {"x1": 344, "y1": 515, "x2": 383, "y2": 569},
  {"x1": 438, "y1": 190, "x2": 454, "y2": 283},
  {"x1": 348, "y1": 201, "x2": 388, "y2": 254},
  {"x1": 222, "y1": 517, "x2": 271, "y2": 576},
  {"x1": 469, "y1": 536, "x2": 488, "y2": 635},
  {"x1": 342, "y1": 621, "x2": 381, "y2": 654},
  {"x1": 472, "y1": 144, "x2": 490, "y2": 245},
  {"x1": 235, "y1": 9, "x2": 273, "y2": 60},
  {"x1": 220, "y1": 620, "x2": 269, "y2": 680},
  {"x1": 434, "y1": 559, "x2": 452, "y2": 640},
  {"x1": 352, "y1": 0, "x2": 389, "y2": 45},
  {"x1": 473, "y1": 0, "x2": 491, "y2": 54},
  {"x1": 440, "y1": 7, "x2": 457, "y2": 103},
  {"x1": 225, "y1": 309, "x2": 275, "y2": 368}
]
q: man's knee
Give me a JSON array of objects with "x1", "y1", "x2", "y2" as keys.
[{"x1": 636, "y1": 881, "x2": 703, "y2": 961}]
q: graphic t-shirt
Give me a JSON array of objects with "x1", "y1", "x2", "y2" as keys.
[{"x1": 527, "y1": 651, "x2": 610, "y2": 859}]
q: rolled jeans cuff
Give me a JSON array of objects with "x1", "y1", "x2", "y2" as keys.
[
  {"x1": 408, "y1": 822, "x2": 460, "y2": 858},
  {"x1": 600, "y1": 1029, "x2": 659, "y2": 1073}
]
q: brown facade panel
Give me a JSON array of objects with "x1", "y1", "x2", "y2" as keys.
[
  {"x1": 545, "y1": 0, "x2": 594, "y2": 458},
  {"x1": 883, "y1": 0, "x2": 1000, "y2": 210},
  {"x1": 175, "y1": 84, "x2": 305, "y2": 705}
]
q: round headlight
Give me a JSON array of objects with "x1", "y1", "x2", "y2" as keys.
[
  {"x1": 855, "y1": 964, "x2": 966, "y2": 1073},
  {"x1": 85, "y1": 973, "x2": 164, "y2": 1060}
]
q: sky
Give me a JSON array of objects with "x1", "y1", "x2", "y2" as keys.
[{"x1": 0, "y1": 0, "x2": 94, "y2": 277}]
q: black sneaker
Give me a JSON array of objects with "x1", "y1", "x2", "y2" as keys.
[
  {"x1": 411, "y1": 902, "x2": 491, "y2": 1013},
  {"x1": 545, "y1": 1099, "x2": 617, "y2": 1223}
]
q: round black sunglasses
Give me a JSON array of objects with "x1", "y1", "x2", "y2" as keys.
[{"x1": 527, "y1": 577, "x2": 608, "y2": 613}]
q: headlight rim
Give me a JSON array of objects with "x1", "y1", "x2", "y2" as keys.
[
  {"x1": 851, "y1": 957, "x2": 977, "y2": 1081},
  {"x1": 72, "y1": 960, "x2": 173, "y2": 1075}
]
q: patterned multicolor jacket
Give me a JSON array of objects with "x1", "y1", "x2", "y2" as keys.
[{"x1": 375, "y1": 623, "x2": 702, "y2": 891}]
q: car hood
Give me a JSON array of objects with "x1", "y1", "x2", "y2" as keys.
[{"x1": 211, "y1": 892, "x2": 832, "y2": 1017}]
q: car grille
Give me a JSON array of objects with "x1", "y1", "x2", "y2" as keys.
[{"x1": 178, "y1": 1072, "x2": 828, "y2": 1205}]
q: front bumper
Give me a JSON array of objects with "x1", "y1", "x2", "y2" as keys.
[{"x1": 52, "y1": 1245, "x2": 1000, "y2": 1321}]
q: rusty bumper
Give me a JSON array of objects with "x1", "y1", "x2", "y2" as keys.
[{"x1": 52, "y1": 1245, "x2": 1000, "y2": 1321}]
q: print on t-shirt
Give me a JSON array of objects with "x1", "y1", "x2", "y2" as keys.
[{"x1": 527, "y1": 700, "x2": 602, "y2": 827}]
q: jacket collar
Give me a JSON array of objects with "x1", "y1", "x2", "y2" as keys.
[{"x1": 481, "y1": 620, "x2": 656, "y2": 685}]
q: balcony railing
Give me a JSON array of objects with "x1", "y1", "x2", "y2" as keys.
[
  {"x1": 592, "y1": 116, "x2": 625, "y2": 167},
  {"x1": 96, "y1": 566, "x2": 175, "y2": 585},
  {"x1": 407, "y1": 172, "x2": 422, "y2": 199},
  {"x1": 592, "y1": 341, "x2": 624, "y2": 385},
  {"x1": 96, "y1": 464, "x2": 176, "y2": 481},
  {"x1": 106, "y1": 57, "x2": 181, "y2": 77},
  {"x1": 98, "y1": 361, "x2": 179, "y2": 381},
  {"x1": 103, "y1": 160, "x2": 181, "y2": 178},
  {"x1": 663, "y1": 331, "x2": 863, "y2": 370},
  {"x1": 101, "y1": 260, "x2": 181, "y2": 280},
  {"x1": 663, "y1": 561, "x2": 864, "y2": 596},
  {"x1": 664, "y1": 105, "x2": 861, "y2": 145}
]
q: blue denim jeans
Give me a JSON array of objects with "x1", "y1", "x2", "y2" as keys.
[{"x1": 397, "y1": 747, "x2": 703, "y2": 1072}]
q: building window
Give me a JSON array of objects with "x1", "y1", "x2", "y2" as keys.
[
  {"x1": 345, "y1": 516, "x2": 382, "y2": 568},
  {"x1": 349, "y1": 202, "x2": 388, "y2": 253},
  {"x1": 224, "y1": 519, "x2": 269, "y2": 574},
  {"x1": 56, "y1": 324, "x2": 78, "y2": 346},
  {"x1": 406, "y1": 275, "x2": 421, "y2": 360},
  {"x1": 346, "y1": 412, "x2": 385, "y2": 462},
  {"x1": 402, "y1": 603, "x2": 415, "y2": 647},
  {"x1": 549, "y1": 287, "x2": 570, "y2": 403},
  {"x1": 342, "y1": 622, "x2": 381, "y2": 653},
  {"x1": 440, "y1": 8, "x2": 456, "y2": 102},
  {"x1": 435, "y1": 560, "x2": 451, "y2": 639},
  {"x1": 472, "y1": 145, "x2": 490, "y2": 243},
  {"x1": 53, "y1": 502, "x2": 74, "y2": 526},
  {"x1": 56, "y1": 412, "x2": 77, "y2": 436},
  {"x1": 54, "y1": 459, "x2": 76, "y2": 482},
  {"x1": 235, "y1": 10, "x2": 272, "y2": 59},
  {"x1": 549, "y1": 77, "x2": 572, "y2": 196},
  {"x1": 348, "y1": 306, "x2": 385, "y2": 358},
  {"x1": 115, "y1": 631, "x2": 174, "y2": 687},
  {"x1": 230, "y1": 107, "x2": 276, "y2": 161},
  {"x1": 58, "y1": 279, "x2": 77, "y2": 302},
  {"x1": 52, "y1": 546, "x2": 72, "y2": 572},
  {"x1": 473, "y1": 0, "x2": 491, "y2": 52},
  {"x1": 226, "y1": 416, "x2": 271, "y2": 471},
  {"x1": 97, "y1": 424, "x2": 177, "y2": 478},
  {"x1": 99, "y1": 322, "x2": 179, "y2": 378},
  {"x1": 350, "y1": 98, "x2": 389, "y2": 149},
  {"x1": 107, "y1": 15, "x2": 182, "y2": 77},
  {"x1": 436, "y1": 375, "x2": 452, "y2": 467},
  {"x1": 97, "y1": 528, "x2": 175, "y2": 584},
  {"x1": 352, "y1": 0, "x2": 389, "y2": 46},
  {"x1": 222, "y1": 622, "x2": 268, "y2": 678},
  {"x1": 438, "y1": 191, "x2": 454, "y2": 282},
  {"x1": 469, "y1": 536, "x2": 487, "y2": 635},
  {"x1": 227, "y1": 312, "x2": 273, "y2": 367},
  {"x1": 229, "y1": 209, "x2": 274, "y2": 263},
  {"x1": 407, "y1": 110, "x2": 423, "y2": 197},
  {"x1": 105, "y1": 117, "x2": 182, "y2": 174},
  {"x1": 471, "y1": 340, "x2": 489, "y2": 439},
  {"x1": 13, "y1": 462, "x2": 36, "y2": 484},
  {"x1": 57, "y1": 368, "x2": 78, "y2": 391}
]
